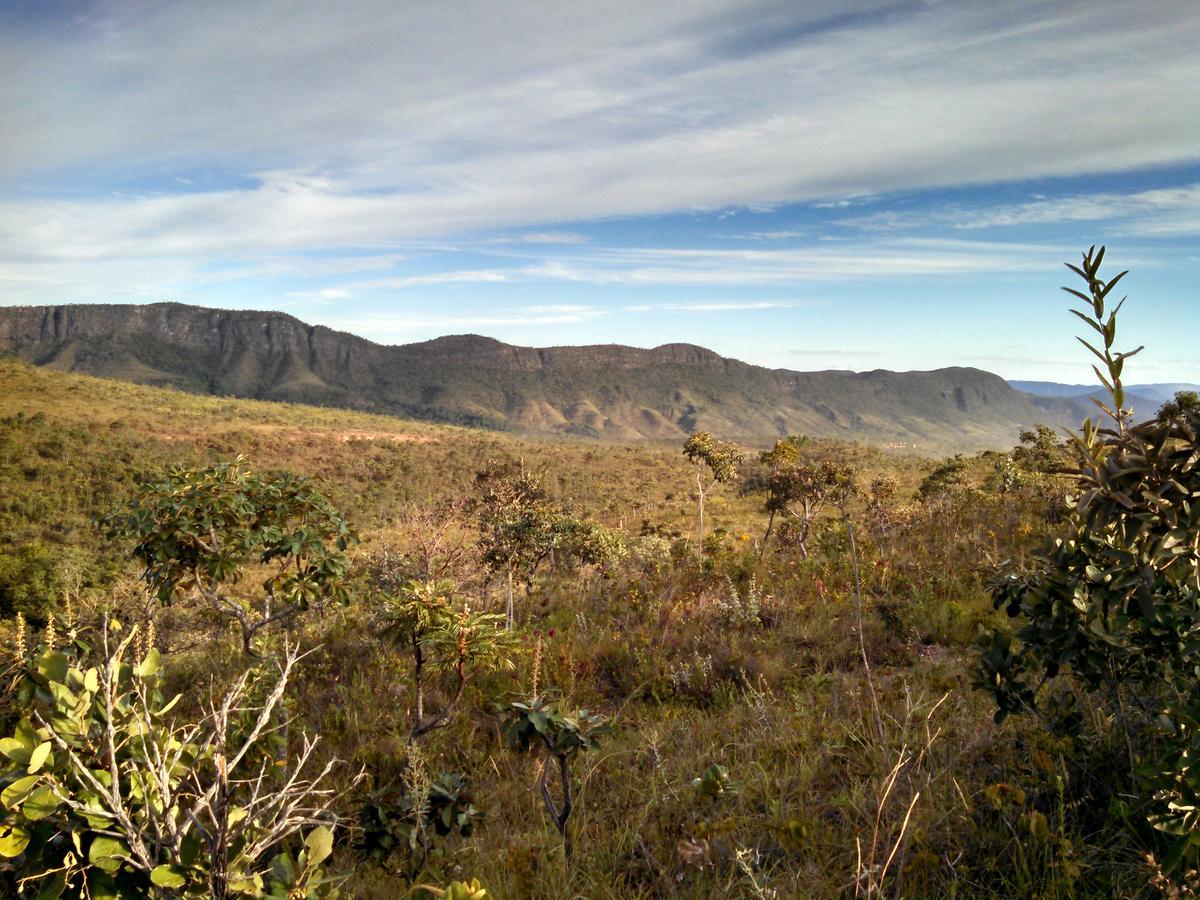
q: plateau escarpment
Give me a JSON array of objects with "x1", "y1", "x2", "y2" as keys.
[{"x1": 0, "y1": 302, "x2": 1073, "y2": 449}]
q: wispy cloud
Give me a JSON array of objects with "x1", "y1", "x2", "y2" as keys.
[
  {"x1": 840, "y1": 183, "x2": 1200, "y2": 237},
  {"x1": 350, "y1": 270, "x2": 511, "y2": 290},
  {"x1": 2, "y1": 1, "x2": 1198, "y2": 269},
  {"x1": 791, "y1": 348, "x2": 887, "y2": 356},
  {"x1": 501, "y1": 232, "x2": 591, "y2": 245},
  {"x1": 509, "y1": 239, "x2": 1070, "y2": 286},
  {"x1": 316, "y1": 304, "x2": 607, "y2": 337},
  {"x1": 736, "y1": 230, "x2": 808, "y2": 241},
  {"x1": 625, "y1": 300, "x2": 819, "y2": 312}
]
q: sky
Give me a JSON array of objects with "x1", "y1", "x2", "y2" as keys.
[{"x1": 1, "y1": 0, "x2": 1198, "y2": 382}]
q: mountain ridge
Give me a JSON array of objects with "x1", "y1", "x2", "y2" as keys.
[{"x1": 0, "y1": 301, "x2": 1081, "y2": 450}]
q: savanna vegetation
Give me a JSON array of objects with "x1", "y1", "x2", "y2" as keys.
[{"x1": 0, "y1": 248, "x2": 1195, "y2": 897}]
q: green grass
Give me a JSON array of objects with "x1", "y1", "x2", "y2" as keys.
[{"x1": 0, "y1": 356, "x2": 1160, "y2": 897}]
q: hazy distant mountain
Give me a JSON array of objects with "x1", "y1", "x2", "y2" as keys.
[
  {"x1": 1009, "y1": 379, "x2": 1198, "y2": 423},
  {"x1": 1010, "y1": 380, "x2": 1198, "y2": 405},
  {"x1": 0, "y1": 302, "x2": 1086, "y2": 450}
]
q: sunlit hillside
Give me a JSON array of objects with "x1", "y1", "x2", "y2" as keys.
[{"x1": 4, "y1": 348, "x2": 1171, "y2": 897}]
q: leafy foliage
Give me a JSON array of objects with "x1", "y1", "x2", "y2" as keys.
[
  {"x1": 472, "y1": 460, "x2": 626, "y2": 620},
  {"x1": 501, "y1": 694, "x2": 607, "y2": 859},
  {"x1": 978, "y1": 246, "x2": 1200, "y2": 872},
  {"x1": 743, "y1": 437, "x2": 856, "y2": 558},
  {"x1": 103, "y1": 456, "x2": 356, "y2": 652},
  {"x1": 1011, "y1": 423, "x2": 1072, "y2": 476},
  {"x1": 0, "y1": 621, "x2": 351, "y2": 897},
  {"x1": 682, "y1": 432, "x2": 744, "y2": 486},
  {"x1": 1159, "y1": 390, "x2": 1200, "y2": 423},
  {"x1": 358, "y1": 772, "x2": 481, "y2": 870},
  {"x1": 682, "y1": 432, "x2": 745, "y2": 559},
  {"x1": 917, "y1": 454, "x2": 970, "y2": 501},
  {"x1": 371, "y1": 572, "x2": 518, "y2": 739}
]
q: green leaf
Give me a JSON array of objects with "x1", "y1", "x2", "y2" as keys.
[
  {"x1": 34, "y1": 869, "x2": 66, "y2": 899},
  {"x1": 36, "y1": 651, "x2": 69, "y2": 684},
  {"x1": 1068, "y1": 308, "x2": 1105, "y2": 336},
  {"x1": 135, "y1": 648, "x2": 160, "y2": 678},
  {"x1": 0, "y1": 823, "x2": 30, "y2": 857},
  {"x1": 88, "y1": 835, "x2": 129, "y2": 873},
  {"x1": 85, "y1": 870, "x2": 119, "y2": 900},
  {"x1": 228, "y1": 874, "x2": 263, "y2": 893},
  {"x1": 22, "y1": 785, "x2": 59, "y2": 821},
  {"x1": 150, "y1": 865, "x2": 188, "y2": 888},
  {"x1": 2, "y1": 774, "x2": 41, "y2": 808},
  {"x1": 0, "y1": 737, "x2": 33, "y2": 765},
  {"x1": 14, "y1": 720, "x2": 39, "y2": 751},
  {"x1": 304, "y1": 825, "x2": 334, "y2": 867},
  {"x1": 1098, "y1": 269, "x2": 1127, "y2": 299},
  {"x1": 27, "y1": 741, "x2": 52, "y2": 774}
]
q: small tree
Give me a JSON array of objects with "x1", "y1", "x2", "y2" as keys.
[
  {"x1": 500, "y1": 694, "x2": 607, "y2": 861},
  {"x1": 682, "y1": 432, "x2": 743, "y2": 559},
  {"x1": 104, "y1": 457, "x2": 356, "y2": 654},
  {"x1": 370, "y1": 568, "x2": 518, "y2": 740},
  {"x1": 1011, "y1": 423, "x2": 1071, "y2": 476},
  {"x1": 978, "y1": 247, "x2": 1200, "y2": 872},
  {"x1": 473, "y1": 461, "x2": 626, "y2": 626},
  {"x1": 916, "y1": 455, "x2": 969, "y2": 501},
  {"x1": 744, "y1": 437, "x2": 851, "y2": 559},
  {"x1": 1158, "y1": 390, "x2": 1200, "y2": 423}
]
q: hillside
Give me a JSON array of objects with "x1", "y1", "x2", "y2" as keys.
[
  {"x1": 0, "y1": 329, "x2": 1163, "y2": 899},
  {"x1": 1, "y1": 302, "x2": 1071, "y2": 450}
]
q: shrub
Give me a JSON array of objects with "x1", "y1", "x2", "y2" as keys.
[
  {"x1": 0, "y1": 621, "x2": 355, "y2": 897},
  {"x1": 978, "y1": 246, "x2": 1200, "y2": 873},
  {"x1": 103, "y1": 456, "x2": 356, "y2": 654}
]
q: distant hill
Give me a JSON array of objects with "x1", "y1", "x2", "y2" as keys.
[
  {"x1": 0, "y1": 302, "x2": 1085, "y2": 450},
  {"x1": 1009, "y1": 379, "x2": 1198, "y2": 423},
  {"x1": 1010, "y1": 379, "x2": 1198, "y2": 405}
]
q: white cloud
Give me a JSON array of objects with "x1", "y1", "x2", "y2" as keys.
[
  {"x1": 625, "y1": 299, "x2": 818, "y2": 312},
  {"x1": 1, "y1": 0, "x2": 1197, "y2": 282},
  {"x1": 350, "y1": 270, "x2": 511, "y2": 290},
  {"x1": 737, "y1": 230, "x2": 808, "y2": 241},
  {"x1": 506, "y1": 232, "x2": 591, "y2": 245},
  {"x1": 840, "y1": 184, "x2": 1200, "y2": 237},
  {"x1": 508, "y1": 238, "x2": 1071, "y2": 286},
  {"x1": 315, "y1": 304, "x2": 607, "y2": 336},
  {"x1": 955, "y1": 185, "x2": 1200, "y2": 232}
]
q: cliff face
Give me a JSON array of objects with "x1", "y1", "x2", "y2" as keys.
[{"x1": 0, "y1": 302, "x2": 1066, "y2": 448}]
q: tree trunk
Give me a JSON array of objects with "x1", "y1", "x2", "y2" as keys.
[{"x1": 759, "y1": 509, "x2": 776, "y2": 560}]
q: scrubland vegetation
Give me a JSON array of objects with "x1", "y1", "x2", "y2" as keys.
[{"x1": 0, "y1": 250, "x2": 1196, "y2": 897}]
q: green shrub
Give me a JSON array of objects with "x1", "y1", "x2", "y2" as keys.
[
  {"x1": 978, "y1": 246, "x2": 1200, "y2": 874},
  {"x1": 102, "y1": 456, "x2": 356, "y2": 653},
  {"x1": 0, "y1": 621, "x2": 354, "y2": 897}
]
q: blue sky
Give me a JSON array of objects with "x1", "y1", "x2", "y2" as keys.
[{"x1": 1, "y1": 0, "x2": 1197, "y2": 381}]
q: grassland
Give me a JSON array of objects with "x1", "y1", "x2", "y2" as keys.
[{"x1": 0, "y1": 356, "x2": 1156, "y2": 897}]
